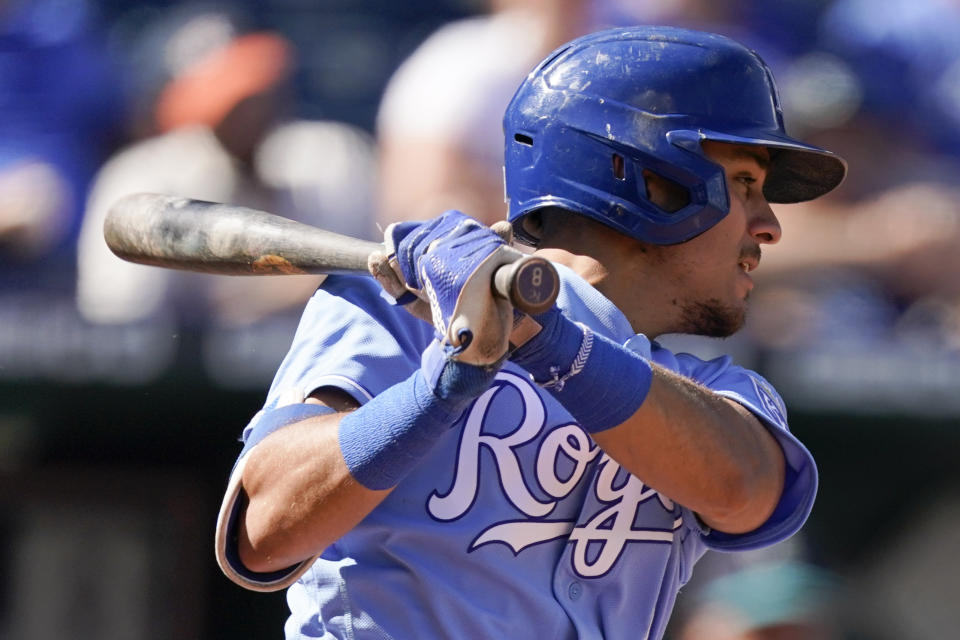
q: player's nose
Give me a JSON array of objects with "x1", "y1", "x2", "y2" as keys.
[{"x1": 749, "y1": 200, "x2": 782, "y2": 245}]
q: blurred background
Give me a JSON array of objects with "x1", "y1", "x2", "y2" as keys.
[{"x1": 1, "y1": 0, "x2": 959, "y2": 637}]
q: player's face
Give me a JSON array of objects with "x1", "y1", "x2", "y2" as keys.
[{"x1": 656, "y1": 141, "x2": 781, "y2": 337}]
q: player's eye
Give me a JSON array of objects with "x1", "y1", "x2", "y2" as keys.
[{"x1": 736, "y1": 171, "x2": 766, "y2": 192}]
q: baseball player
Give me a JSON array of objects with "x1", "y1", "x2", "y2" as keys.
[{"x1": 215, "y1": 26, "x2": 846, "y2": 639}]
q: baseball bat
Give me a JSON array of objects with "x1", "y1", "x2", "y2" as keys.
[{"x1": 103, "y1": 193, "x2": 559, "y2": 315}]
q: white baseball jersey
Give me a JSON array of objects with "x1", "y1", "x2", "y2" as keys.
[{"x1": 218, "y1": 264, "x2": 817, "y2": 640}]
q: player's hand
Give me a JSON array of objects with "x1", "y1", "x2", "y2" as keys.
[
  {"x1": 368, "y1": 249, "x2": 433, "y2": 324},
  {"x1": 369, "y1": 221, "x2": 514, "y2": 327},
  {"x1": 377, "y1": 210, "x2": 523, "y2": 366}
]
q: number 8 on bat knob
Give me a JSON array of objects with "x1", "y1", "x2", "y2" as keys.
[{"x1": 493, "y1": 256, "x2": 558, "y2": 316}]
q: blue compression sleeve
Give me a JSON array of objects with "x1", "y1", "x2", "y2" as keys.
[
  {"x1": 511, "y1": 308, "x2": 653, "y2": 433},
  {"x1": 338, "y1": 347, "x2": 497, "y2": 490}
]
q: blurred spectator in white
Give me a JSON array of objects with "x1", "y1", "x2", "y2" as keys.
[
  {"x1": 0, "y1": 0, "x2": 125, "y2": 290},
  {"x1": 375, "y1": 0, "x2": 597, "y2": 227},
  {"x1": 76, "y1": 4, "x2": 377, "y2": 326}
]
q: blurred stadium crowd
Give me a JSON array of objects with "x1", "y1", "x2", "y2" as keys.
[{"x1": 1, "y1": 0, "x2": 959, "y2": 638}]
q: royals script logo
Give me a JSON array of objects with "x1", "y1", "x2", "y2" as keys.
[{"x1": 426, "y1": 370, "x2": 680, "y2": 579}]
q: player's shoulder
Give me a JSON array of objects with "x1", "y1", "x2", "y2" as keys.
[
  {"x1": 654, "y1": 344, "x2": 789, "y2": 431},
  {"x1": 302, "y1": 274, "x2": 400, "y2": 323},
  {"x1": 270, "y1": 275, "x2": 433, "y2": 404},
  {"x1": 298, "y1": 274, "x2": 434, "y2": 348},
  {"x1": 668, "y1": 349, "x2": 737, "y2": 385}
]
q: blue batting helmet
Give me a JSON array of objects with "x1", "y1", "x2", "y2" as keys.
[{"x1": 503, "y1": 26, "x2": 847, "y2": 245}]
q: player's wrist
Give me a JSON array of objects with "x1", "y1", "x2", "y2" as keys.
[
  {"x1": 548, "y1": 333, "x2": 653, "y2": 433},
  {"x1": 422, "y1": 337, "x2": 501, "y2": 405},
  {"x1": 338, "y1": 372, "x2": 459, "y2": 491},
  {"x1": 509, "y1": 307, "x2": 585, "y2": 385},
  {"x1": 338, "y1": 342, "x2": 498, "y2": 491},
  {"x1": 510, "y1": 308, "x2": 653, "y2": 433}
]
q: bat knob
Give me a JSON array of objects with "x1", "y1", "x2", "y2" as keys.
[{"x1": 493, "y1": 256, "x2": 559, "y2": 316}]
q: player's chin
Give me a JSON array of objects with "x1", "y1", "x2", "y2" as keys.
[{"x1": 680, "y1": 298, "x2": 746, "y2": 338}]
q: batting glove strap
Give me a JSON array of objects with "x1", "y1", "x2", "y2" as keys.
[
  {"x1": 338, "y1": 341, "x2": 497, "y2": 490},
  {"x1": 511, "y1": 308, "x2": 653, "y2": 433}
]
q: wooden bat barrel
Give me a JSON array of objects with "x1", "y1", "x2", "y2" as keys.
[{"x1": 104, "y1": 193, "x2": 559, "y2": 315}]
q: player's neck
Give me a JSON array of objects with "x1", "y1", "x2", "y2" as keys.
[{"x1": 533, "y1": 244, "x2": 677, "y2": 339}]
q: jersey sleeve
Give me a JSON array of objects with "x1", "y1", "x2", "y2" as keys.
[
  {"x1": 259, "y1": 274, "x2": 435, "y2": 412},
  {"x1": 215, "y1": 275, "x2": 435, "y2": 591},
  {"x1": 675, "y1": 353, "x2": 818, "y2": 552}
]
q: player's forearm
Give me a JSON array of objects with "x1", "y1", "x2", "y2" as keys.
[
  {"x1": 238, "y1": 415, "x2": 390, "y2": 574},
  {"x1": 511, "y1": 310, "x2": 785, "y2": 534},
  {"x1": 239, "y1": 352, "x2": 497, "y2": 573},
  {"x1": 592, "y1": 367, "x2": 785, "y2": 534}
]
